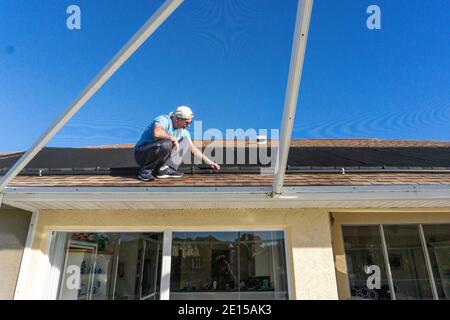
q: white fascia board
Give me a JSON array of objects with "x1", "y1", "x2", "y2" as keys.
[
  {"x1": 283, "y1": 186, "x2": 450, "y2": 201},
  {"x1": 4, "y1": 186, "x2": 272, "y2": 194},
  {"x1": 3, "y1": 186, "x2": 272, "y2": 202},
  {"x1": 3, "y1": 185, "x2": 450, "y2": 210}
]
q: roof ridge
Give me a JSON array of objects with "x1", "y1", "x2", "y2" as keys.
[{"x1": 43, "y1": 138, "x2": 450, "y2": 150}]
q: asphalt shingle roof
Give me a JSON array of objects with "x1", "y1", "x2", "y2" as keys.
[
  {"x1": 8, "y1": 172, "x2": 450, "y2": 187},
  {"x1": 2, "y1": 139, "x2": 450, "y2": 187}
]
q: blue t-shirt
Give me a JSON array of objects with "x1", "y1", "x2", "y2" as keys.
[{"x1": 135, "y1": 114, "x2": 191, "y2": 149}]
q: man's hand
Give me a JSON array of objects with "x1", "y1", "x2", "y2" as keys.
[
  {"x1": 210, "y1": 161, "x2": 220, "y2": 171},
  {"x1": 189, "y1": 141, "x2": 220, "y2": 171},
  {"x1": 170, "y1": 137, "x2": 179, "y2": 152}
]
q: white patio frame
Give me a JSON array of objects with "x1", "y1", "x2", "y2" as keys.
[
  {"x1": 0, "y1": 0, "x2": 314, "y2": 197},
  {"x1": 13, "y1": 211, "x2": 39, "y2": 299},
  {"x1": 0, "y1": 0, "x2": 184, "y2": 192},
  {"x1": 272, "y1": 0, "x2": 313, "y2": 195}
]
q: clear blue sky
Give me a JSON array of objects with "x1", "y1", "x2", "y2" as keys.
[{"x1": 0, "y1": 0, "x2": 449, "y2": 152}]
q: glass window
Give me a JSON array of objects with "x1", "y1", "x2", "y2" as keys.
[
  {"x1": 423, "y1": 224, "x2": 450, "y2": 300},
  {"x1": 342, "y1": 226, "x2": 392, "y2": 300},
  {"x1": 170, "y1": 231, "x2": 288, "y2": 300},
  {"x1": 343, "y1": 224, "x2": 450, "y2": 300},
  {"x1": 238, "y1": 231, "x2": 288, "y2": 300},
  {"x1": 170, "y1": 231, "x2": 239, "y2": 299},
  {"x1": 57, "y1": 232, "x2": 163, "y2": 300},
  {"x1": 384, "y1": 225, "x2": 434, "y2": 300}
]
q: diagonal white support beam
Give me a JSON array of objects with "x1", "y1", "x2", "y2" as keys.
[
  {"x1": 272, "y1": 0, "x2": 313, "y2": 196},
  {"x1": 0, "y1": 0, "x2": 184, "y2": 192}
]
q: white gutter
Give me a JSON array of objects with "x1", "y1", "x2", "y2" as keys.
[
  {"x1": 3, "y1": 186, "x2": 272, "y2": 202},
  {"x1": 0, "y1": 0, "x2": 184, "y2": 192},
  {"x1": 273, "y1": 0, "x2": 313, "y2": 196},
  {"x1": 3, "y1": 185, "x2": 450, "y2": 210}
]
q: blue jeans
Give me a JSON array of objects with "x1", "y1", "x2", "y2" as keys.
[
  {"x1": 134, "y1": 138, "x2": 190, "y2": 171},
  {"x1": 134, "y1": 140, "x2": 173, "y2": 171}
]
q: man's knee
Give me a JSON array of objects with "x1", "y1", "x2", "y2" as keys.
[{"x1": 159, "y1": 140, "x2": 173, "y2": 153}]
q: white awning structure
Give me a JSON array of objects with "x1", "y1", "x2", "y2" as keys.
[
  {"x1": 0, "y1": 0, "x2": 185, "y2": 192},
  {"x1": 272, "y1": 0, "x2": 313, "y2": 196},
  {"x1": 0, "y1": 0, "x2": 314, "y2": 200}
]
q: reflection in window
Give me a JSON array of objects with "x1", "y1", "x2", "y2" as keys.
[
  {"x1": 342, "y1": 226, "x2": 391, "y2": 300},
  {"x1": 343, "y1": 224, "x2": 450, "y2": 300},
  {"x1": 423, "y1": 224, "x2": 450, "y2": 300},
  {"x1": 57, "y1": 232, "x2": 163, "y2": 300},
  {"x1": 384, "y1": 225, "x2": 433, "y2": 300},
  {"x1": 170, "y1": 231, "x2": 288, "y2": 300}
]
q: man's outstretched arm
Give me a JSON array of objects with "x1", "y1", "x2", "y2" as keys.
[{"x1": 189, "y1": 141, "x2": 221, "y2": 170}]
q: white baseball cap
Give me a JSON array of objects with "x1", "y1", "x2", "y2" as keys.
[{"x1": 170, "y1": 105, "x2": 194, "y2": 119}]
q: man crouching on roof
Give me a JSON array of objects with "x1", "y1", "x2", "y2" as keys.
[{"x1": 134, "y1": 106, "x2": 220, "y2": 181}]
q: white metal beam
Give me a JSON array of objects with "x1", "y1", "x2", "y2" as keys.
[
  {"x1": 379, "y1": 225, "x2": 396, "y2": 300},
  {"x1": 419, "y1": 224, "x2": 439, "y2": 300},
  {"x1": 272, "y1": 0, "x2": 313, "y2": 195},
  {"x1": 160, "y1": 230, "x2": 173, "y2": 300},
  {"x1": 0, "y1": 0, "x2": 184, "y2": 192},
  {"x1": 14, "y1": 211, "x2": 38, "y2": 300}
]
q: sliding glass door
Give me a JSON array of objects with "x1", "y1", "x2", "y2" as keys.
[
  {"x1": 170, "y1": 231, "x2": 288, "y2": 300},
  {"x1": 342, "y1": 224, "x2": 450, "y2": 300},
  {"x1": 57, "y1": 232, "x2": 163, "y2": 300},
  {"x1": 53, "y1": 230, "x2": 289, "y2": 300},
  {"x1": 422, "y1": 224, "x2": 450, "y2": 299}
]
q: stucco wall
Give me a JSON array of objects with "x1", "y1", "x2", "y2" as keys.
[
  {"x1": 0, "y1": 206, "x2": 31, "y2": 300},
  {"x1": 21, "y1": 208, "x2": 339, "y2": 300}
]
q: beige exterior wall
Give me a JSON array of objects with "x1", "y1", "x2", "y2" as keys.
[
  {"x1": 330, "y1": 209, "x2": 450, "y2": 300},
  {"x1": 0, "y1": 206, "x2": 31, "y2": 300},
  {"x1": 20, "y1": 208, "x2": 339, "y2": 300}
]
